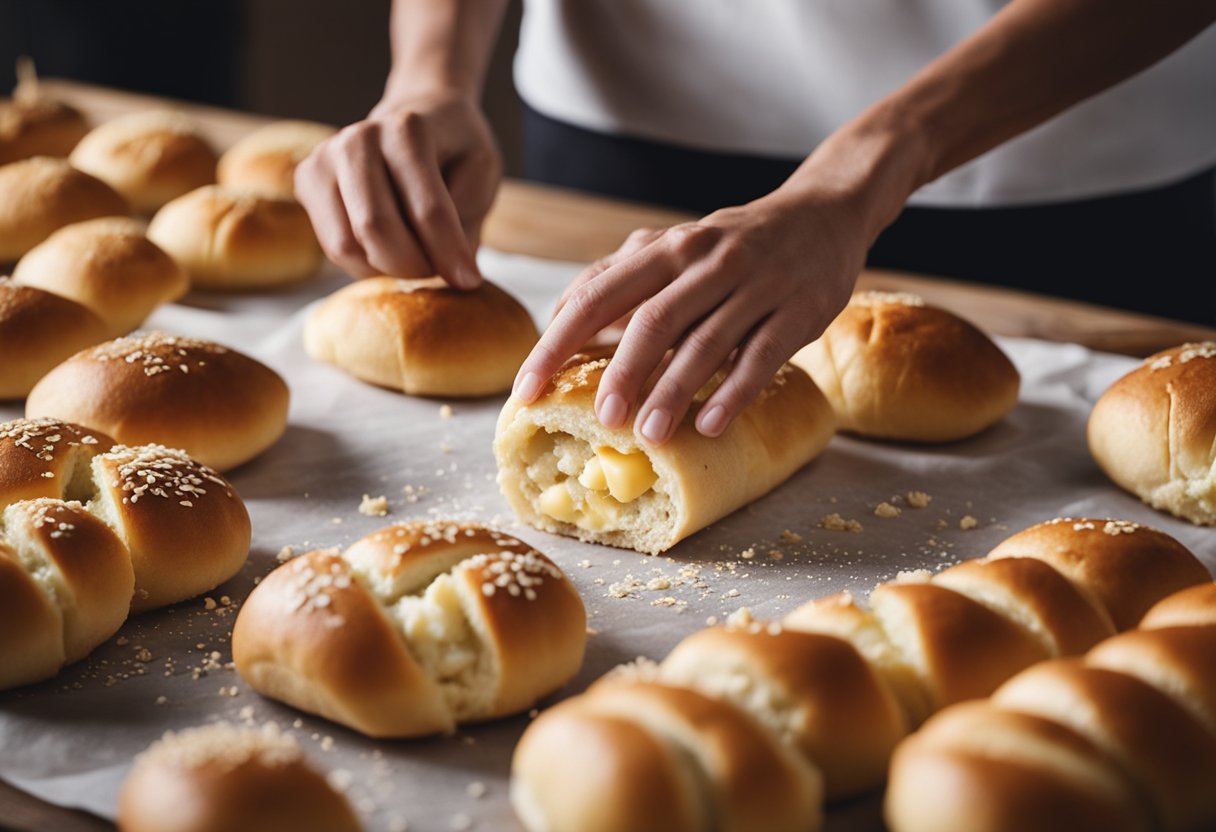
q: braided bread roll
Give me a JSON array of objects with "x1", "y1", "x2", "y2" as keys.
[
  {"x1": 232, "y1": 521, "x2": 587, "y2": 738},
  {"x1": 0, "y1": 418, "x2": 251, "y2": 689}
]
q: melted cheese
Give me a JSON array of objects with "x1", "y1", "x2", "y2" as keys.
[{"x1": 593, "y1": 446, "x2": 657, "y2": 503}]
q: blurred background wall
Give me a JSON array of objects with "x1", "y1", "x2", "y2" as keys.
[{"x1": 0, "y1": 0, "x2": 525, "y2": 172}]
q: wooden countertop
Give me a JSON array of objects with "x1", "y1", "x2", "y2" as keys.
[{"x1": 2, "y1": 80, "x2": 1213, "y2": 832}]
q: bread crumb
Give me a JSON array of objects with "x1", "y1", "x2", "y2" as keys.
[
  {"x1": 874, "y1": 502, "x2": 901, "y2": 518},
  {"x1": 819, "y1": 513, "x2": 863, "y2": 533},
  {"x1": 740, "y1": 547, "x2": 756, "y2": 560},
  {"x1": 450, "y1": 813, "x2": 473, "y2": 831},
  {"x1": 646, "y1": 577, "x2": 671, "y2": 591},
  {"x1": 725, "y1": 607, "x2": 754, "y2": 628},
  {"x1": 907, "y1": 491, "x2": 932, "y2": 509},
  {"x1": 466, "y1": 781, "x2": 487, "y2": 799},
  {"x1": 319, "y1": 736, "x2": 334, "y2": 751},
  {"x1": 276, "y1": 545, "x2": 296, "y2": 563},
  {"x1": 154, "y1": 695, "x2": 168, "y2": 706},
  {"x1": 359, "y1": 494, "x2": 390, "y2": 517},
  {"x1": 959, "y1": 515, "x2": 979, "y2": 530},
  {"x1": 203, "y1": 597, "x2": 217, "y2": 611},
  {"x1": 780, "y1": 529, "x2": 802, "y2": 543},
  {"x1": 705, "y1": 615, "x2": 719, "y2": 626},
  {"x1": 439, "y1": 404, "x2": 454, "y2": 419},
  {"x1": 768, "y1": 549, "x2": 784, "y2": 561}
]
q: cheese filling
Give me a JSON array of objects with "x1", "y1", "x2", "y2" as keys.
[{"x1": 535, "y1": 443, "x2": 658, "y2": 531}]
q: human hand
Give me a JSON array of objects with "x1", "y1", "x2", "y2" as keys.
[
  {"x1": 294, "y1": 90, "x2": 501, "y2": 289},
  {"x1": 512, "y1": 191, "x2": 866, "y2": 445}
]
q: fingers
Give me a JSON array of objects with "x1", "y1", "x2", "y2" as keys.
[{"x1": 553, "y1": 227, "x2": 663, "y2": 320}]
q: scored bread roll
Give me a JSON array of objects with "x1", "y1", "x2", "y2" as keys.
[
  {"x1": 25, "y1": 331, "x2": 290, "y2": 471},
  {"x1": 495, "y1": 351, "x2": 836, "y2": 554},
  {"x1": 511, "y1": 680, "x2": 824, "y2": 832},
  {"x1": 0, "y1": 91, "x2": 89, "y2": 165},
  {"x1": 0, "y1": 279, "x2": 110, "y2": 399},
  {"x1": 233, "y1": 521, "x2": 586, "y2": 738},
  {"x1": 0, "y1": 156, "x2": 129, "y2": 262},
  {"x1": 147, "y1": 184, "x2": 322, "y2": 289},
  {"x1": 1088, "y1": 342, "x2": 1216, "y2": 526},
  {"x1": 69, "y1": 110, "x2": 218, "y2": 214},
  {"x1": 304, "y1": 276, "x2": 539, "y2": 397},
  {"x1": 117, "y1": 722, "x2": 361, "y2": 832},
  {"x1": 217, "y1": 119, "x2": 336, "y2": 198},
  {"x1": 790, "y1": 291, "x2": 1020, "y2": 442},
  {"x1": 12, "y1": 217, "x2": 189, "y2": 335}
]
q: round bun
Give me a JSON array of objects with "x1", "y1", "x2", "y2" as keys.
[
  {"x1": 0, "y1": 93, "x2": 89, "y2": 164},
  {"x1": 25, "y1": 332, "x2": 290, "y2": 472},
  {"x1": 1088, "y1": 342, "x2": 1216, "y2": 526},
  {"x1": 117, "y1": 722, "x2": 361, "y2": 832},
  {"x1": 0, "y1": 417, "x2": 114, "y2": 507},
  {"x1": 147, "y1": 185, "x2": 321, "y2": 289},
  {"x1": 985, "y1": 517, "x2": 1209, "y2": 631},
  {"x1": 217, "y1": 120, "x2": 335, "y2": 198},
  {"x1": 69, "y1": 110, "x2": 217, "y2": 214},
  {"x1": 791, "y1": 291, "x2": 1020, "y2": 441},
  {"x1": 0, "y1": 279, "x2": 110, "y2": 399},
  {"x1": 12, "y1": 217, "x2": 189, "y2": 335},
  {"x1": 305, "y1": 276, "x2": 539, "y2": 397},
  {"x1": 0, "y1": 156, "x2": 129, "y2": 262},
  {"x1": 233, "y1": 521, "x2": 587, "y2": 738}
]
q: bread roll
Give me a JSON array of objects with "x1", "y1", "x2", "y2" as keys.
[
  {"x1": 658, "y1": 624, "x2": 906, "y2": 799},
  {"x1": 790, "y1": 291, "x2": 1020, "y2": 442},
  {"x1": 0, "y1": 279, "x2": 110, "y2": 399},
  {"x1": 0, "y1": 92, "x2": 89, "y2": 164},
  {"x1": 147, "y1": 184, "x2": 321, "y2": 289},
  {"x1": 233, "y1": 521, "x2": 586, "y2": 738},
  {"x1": 12, "y1": 217, "x2": 189, "y2": 335},
  {"x1": 25, "y1": 331, "x2": 290, "y2": 471},
  {"x1": 1088, "y1": 342, "x2": 1216, "y2": 526},
  {"x1": 0, "y1": 156, "x2": 129, "y2": 262},
  {"x1": 217, "y1": 120, "x2": 336, "y2": 198},
  {"x1": 495, "y1": 351, "x2": 836, "y2": 554},
  {"x1": 511, "y1": 680, "x2": 823, "y2": 832},
  {"x1": 1139, "y1": 582, "x2": 1216, "y2": 629},
  {"x1": 304, "y1": 276, "x2": 539, "y2": 397},
  {"x1": 69, "y1": 110, "x2": 217, "y2": 214},
  {"x1": 0, "y1": 417, "x2": 114, "y2": 508},
  {"x1": 986, "y1": 517, "x2": 1210, "y2": 630},
  {"x1": 117, "y1": 722, "x2": 361, "y2": 832}
]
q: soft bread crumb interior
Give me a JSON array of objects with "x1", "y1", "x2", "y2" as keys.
[
  {"x1": 660, "y1": 657, "x2": 805, "y2": 748},
  {"x1": 1, "y1": 503, "x2": 74, "y2": 615}
]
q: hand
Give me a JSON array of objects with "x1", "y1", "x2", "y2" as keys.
[
  {"x1": 513, "y1": 190, "x2": 866, "y2": 445},
  {"x1": 294, "y1": 90, "x2": 501, "y2": 288}
]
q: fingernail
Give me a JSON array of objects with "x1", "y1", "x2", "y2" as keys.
[
  {"x1": 697, "y1": 404, "x2": 728, "y2": 437},
  {"x1": 516, "y1": 372, "x2": 542, "y2": 401},
  {"x1": 640, "y1": 409, "x2": 673, "y2": 444},
  {"x1": 598, "y1": 393, "x2": 628, "y2": 428},
  {"x1": 457, "y1": 264, "x2": 482, "y2": 289}
]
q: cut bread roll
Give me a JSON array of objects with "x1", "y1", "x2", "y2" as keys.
[
  {"x1": 0, "y1": 156, "x2": 129, "y2": 262},
  {"x1": 495, "y1": 351, "x2": 836, "y2": 554},
  {"x1": 69, "y1": 109, "x2": 217, "y2": 214},
  {"x1": 791, "y1": 291, "x2": 1020, "y2": 442},
  {"x1": 1088, "y1": 342, "x2": 1216, "y2": 526},
  {"x1": 0, "y1": 279, "x2": 110, "y2": 400},
  {"x1": 511, "y1": 680, "x2": 824, "y2": 832},
  {"x1": 233, "y1": 521, "x2": 586, "y2": 738},
  {"x1": 25, "y1": 331, "x2": 290, "y2": 471},
  {"x1": 147, "y1": 184, "x2": 321, "y2": 289},
  {"x1": 0, "y1": 418, "x2": 251, "y2": 688},
  {"x1": 117, "y1": 722, "x2": 361, "y2": 832},
  {"x1": 217, "y1": 119, "x2": 336, "y2": 198},
  {"x1": 12, "y1": 217, "x2": 189, "y2": 336},
  {"x1": 304, "y1": 276, "x2": 539, "y2": 397}
]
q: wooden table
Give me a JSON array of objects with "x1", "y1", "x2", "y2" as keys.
[{"x1": 2, "y1": 80, "x2": 1213, "y2": 832}]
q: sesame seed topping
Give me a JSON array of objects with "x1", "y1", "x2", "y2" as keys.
[
  {"x1": 851, "y1": 290, "x2": 925, "y2": 308},
  {"x1": 101, "y1": 444, "x2": 232, "y2": 505},
  {"x1": 135, "y1": 722, "x2": 304, "y2": 771},
  {"x1": 89, "y1": 332, "x2": 229, "y2": 377}
]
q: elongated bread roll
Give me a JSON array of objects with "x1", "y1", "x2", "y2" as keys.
[
  {"x1": 0, "y1": 279, "x2": 110, "y2": 400},
  {"x1": 233, "y1": 521, "x2": 586, "y2": 738},
  {"x1": 495, "y1": 351, "x2": 836, "y2": 554}
]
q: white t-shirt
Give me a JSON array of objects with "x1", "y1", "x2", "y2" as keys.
[{"x1": 514, "y1": 0, "x2": 1216, "y2": 207}]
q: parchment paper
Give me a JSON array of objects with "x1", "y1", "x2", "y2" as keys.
[{"x1": 1, "y1": 249, "x2": 1212, "y2": 832}]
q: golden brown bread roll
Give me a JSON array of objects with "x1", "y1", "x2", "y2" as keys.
[
  {"x1": 117, "y1": 722, "x2": 361, "y2": 832},
  {"x1": 1139, "y1": 582, "x2": 1216, "y2": 629},
  {"x1": 0, "y1": 279, "x2": 110, "y2": 400},
  {"x1": 0, "y1": 156, "x2": 129, "y2": 262},
  {"x1": 0, "y1": 418, "x2": 251, "y2": 688},
  {"x1": 304, "y1": 276, "x2": 540, "y2": 397},
  {"x1": 790, "y1": 291, "x2": 1020, "y2": 442},
  {"x1": 1088, "y1": 342, "x2": 1216, "y2": 526},
  {"x1": 495, "y1": 351, "x2": 836, "y2": 554},
  {"x1": 217, "y1": 119, "x2": 336, "y2": 198},
  {"x1": 147, "y1": 184, "x2": 321, "y2": 289},
  {"x1": 233, "y1": 521, "x2": 586, "y2": 738},
  {"x1": 0, "y1": 89, "x2": 89, "y2": 164},
  {"x1": 511, "y1": 680, "x2": 824, "y2": 832},
  {"x1": 69, "y1": 110, "x2": 218, "y2": 214},
  {"x1": 12, "y1": 217, "x2": 189, "y2": 335},
  {"x1": 25, "y1": 331, "x2": 290, "y2": 472}
]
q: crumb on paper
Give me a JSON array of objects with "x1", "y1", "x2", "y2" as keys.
[
  {"x1": 739, "y1": 546, "x2": 756, "y2": 560},
  {"x1": 203, "y1": 596, "x2": 217, "y2": 611},
  {"x1": 874, "y1": 502, "x2": 901, "y2": 518},
  {"x1": 439, "y1": 404, "x2": 454, "y2": 420},
  {"x1": 725, "y1": 607, "x2": 754, "y2": 628},
  {"x1": 959, "y1": 515, "x2": 979, "y2": 530},
  {"x1": 466, "y1": 781, "x2": 487, "y2": 799},
  {"x1": 780, "y1": 529, "x2": 802, "y2": 543},
  {"x1": 359, "y1": 494, "x2": 390, "y2": 517},
  {"x1": 818, "y1": 513, "x2": 863, "y2": 533},
  {"x1": 907, "y1": 491, "x2": 932, "y2": 509},
  {"x1": 276, "y1": 545, "x2": 296, "y2": 563}
]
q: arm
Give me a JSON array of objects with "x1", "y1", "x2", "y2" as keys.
[
  {"x1": 294, "y1": 0, "x2": 509, "y2": 288},
  {"x1": 514, "y1": 0, "x2": 1216, "y2": 444}
]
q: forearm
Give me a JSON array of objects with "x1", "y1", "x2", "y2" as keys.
[
  {"x1": 779, "y1": 0, "x2": 1216, "y2": 245},
  {"x1": 381, "y1": 0, "x2": 510, "y2": 103}
]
